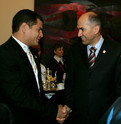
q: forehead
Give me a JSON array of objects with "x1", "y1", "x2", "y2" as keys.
[
  {"x1": 77, "y1": 15, "x2": 88, "y2": 27},
  {"x1": 36, "y1": 19, "x2": 43, "y2": 27}
]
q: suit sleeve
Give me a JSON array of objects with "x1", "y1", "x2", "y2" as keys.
[{"x1": 64, "y1": 45, "x2": 74, "y2": 109}]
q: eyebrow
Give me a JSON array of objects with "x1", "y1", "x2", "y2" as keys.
[{"x1": 78, "y1": 27, "x2": 84, "y2": 31}]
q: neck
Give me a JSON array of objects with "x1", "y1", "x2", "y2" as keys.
[
  {"x1": 13, "y1": 33, "x2": 28, "y2": 46},
  {"x1": 91, "y1": 33, "x2": 101, "y2": 46}
]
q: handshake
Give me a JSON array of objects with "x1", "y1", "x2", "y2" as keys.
[{"x1": 56, "y1": 105, "x2": 70, "y2": 124}]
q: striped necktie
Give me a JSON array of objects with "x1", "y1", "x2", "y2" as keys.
[
  {"x1": 26, "y1": 48, "x2": 40, "y2": 92},
  {"x1": 89, "y1": 47, "x2": 96, "y2": 69},
  {"x1": 27, "y1": 49, "x2": 37, "y2": 72}
]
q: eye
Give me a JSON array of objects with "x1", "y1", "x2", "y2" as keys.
[{"x1": 38, "y1": 28, "x2": 43, "y2": 31}]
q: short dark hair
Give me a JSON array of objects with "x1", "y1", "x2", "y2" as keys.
[
  {"x1": 53, "y1": 43, "x2": 64, "y2": 51},
  {"x1": 12, "y1": 9, "x2": 43, "y2": 33}
]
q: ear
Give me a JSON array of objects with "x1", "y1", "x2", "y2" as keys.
[
  {"x1": 20, "y1": 23, "x2": 28, "y2": 33},
  {"x1": 54, "y1": 50, "x2": 56, "y2": 54},
  {"x1": 94, "y1": 25, "x2": 100, "y2": 34}
]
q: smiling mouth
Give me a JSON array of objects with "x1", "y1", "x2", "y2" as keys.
[
  {"x1": 37, "y1": 38, "x2": 41, "y2": 42},
  {"x1": 81, "y1": 36, "x2": 86, "y2": 40},
  {"x1": 81, "y1": 37, "x2": 85, "y2": 41}
]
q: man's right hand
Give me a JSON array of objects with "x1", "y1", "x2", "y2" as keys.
[{"x1": 56, "y1": 104, "x2": 70, "y2": 124}]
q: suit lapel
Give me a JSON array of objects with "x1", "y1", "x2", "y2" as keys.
[
  {"x1": 92, "y1": 39, "x2": 108, "y2": 70},
  {"x1": 10, "y1": 37, "x2": 33, "y2": 71}
]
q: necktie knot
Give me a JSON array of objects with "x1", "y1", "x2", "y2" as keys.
[{"x1": 90, "y1": 47, "x2": 96, "y2": 53}]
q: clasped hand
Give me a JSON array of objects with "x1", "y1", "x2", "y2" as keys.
[{"x1": 56, "y1": 104, "x2": 70, "y2": 124}]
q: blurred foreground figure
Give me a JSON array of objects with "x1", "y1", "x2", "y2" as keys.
[{"x1": 98, "y1": 97, "x2": 121, "y2": 124}]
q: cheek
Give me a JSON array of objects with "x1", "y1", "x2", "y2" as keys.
[
  {"x1": 57, "y1": 52, "x2": 60, "y2": 55},
  {"x1": 31, "y1": 30, "x2": 38, "y2": 36},
  {"x1": 84, "y1": 30, "x2": 91, "y2": 38},
  {"x1": 56, "y1": 52, "x2": 61, "y2": 56},
  {"x1": 28, "y1": 31, "x2": 35, "y2": 38},
  {"x1": 59, "y1": 52, "x2": 63, "y2": 56}
]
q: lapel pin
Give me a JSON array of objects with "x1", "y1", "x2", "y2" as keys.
[
  {"x1": 103, "y1": 50, "x2": 106, "y2": 54},
  {"x1": 35, "y1": 55, "x2": 37, "y2": 59}
]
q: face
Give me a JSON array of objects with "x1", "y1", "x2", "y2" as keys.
[
  {"x1": 54, "y1": 47, "x2": 64, "y2": 57},
  {"x1": 77, "y1": 15, "x2": 97, "y2": 46},
  {"x1": 25, "y1": 19, "x2": 43, "y2": 47}
]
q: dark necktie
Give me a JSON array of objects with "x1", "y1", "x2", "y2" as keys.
[
  {"x1": 89, "y1": 47, "x2": 96, "y2": 69},
  {"x1": 59, "y1": 61, "x2": 65, "y2": 71},
  {"x1": 59, "y1": 61, "x2": 63, "y2": 65}
]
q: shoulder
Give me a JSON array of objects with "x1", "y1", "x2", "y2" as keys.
[
  {"x1": 0, "y1": 37, "x2": 19, "y2": 58},
  {"x1": 48, "y1": 57, "x2": 57, "y2": 68},
  {"x1": 104, "y1": 38, "x2": 121, "y2": 51},
  {"x1": 104, "y1": 38, "x2": 121, "y2": 46},
  {"x1": 48, "y1": 57, "x2": 57, "y2": 63},
  {"x1": 0, "y1": 37, "x2": 14, "y2": 51},
  {"x1": 103, "y1": 38, "x2": 121, "y2": 59}
]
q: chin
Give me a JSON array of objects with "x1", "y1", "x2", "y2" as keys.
[
  {"x1": 35, "y1": 42, "x2": 39, "y2": 46},
  {"x1": 32, "y1": 44, "x2": 39, "y2": 47},
  {"x1": 82, "y1": 40, "x2": 87, "y2": 45}
]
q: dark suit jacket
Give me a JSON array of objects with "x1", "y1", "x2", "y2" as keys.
[
  {"x1": 64, "y1": 38, "x2": 121, "y2": 124},
  {"x1": 0, "y1": 37, "x2": 58, "y2": 124}
]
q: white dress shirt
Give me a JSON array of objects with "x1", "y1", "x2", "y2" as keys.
[
  {"x1": 87, "y1": 35, "x2": 104, "y2": 57},
  {"x1": 54, "y1": 55, "x2": 64, "y2": 65},
  {"x1": 12, "y1": 36, "x2": 40, "y2": 92}
]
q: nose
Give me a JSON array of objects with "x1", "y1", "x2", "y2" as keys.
[
  {"x1": 78, "y1": 30, "x2": 83, "y2": 37},
  {"x1": 39, "y1": 30, "x2": 43, "y2": 38}
]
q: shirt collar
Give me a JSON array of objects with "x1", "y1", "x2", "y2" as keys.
[
  {"x1": 87, "y1": 35, "x2": 104, "y2": 57},
  {"x1": 54, "y1": 55, "x2": 63, "y2": 64},
  {"x1": 12, "y1": 35, "x2": 29, "y2": 53}
]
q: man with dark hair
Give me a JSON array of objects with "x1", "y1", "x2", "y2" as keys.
[
  {"x1": 64, "y1": 11, "x2": 121, "y2": 124},
  {"x1": 0, "y1": 9, "x2": 69, "y2": 124}
]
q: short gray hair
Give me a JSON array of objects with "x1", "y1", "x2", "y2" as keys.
[{"x1": 87, "y1": 13, "x2": 101, "y2": 30}]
